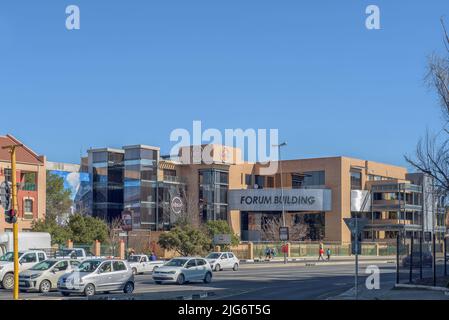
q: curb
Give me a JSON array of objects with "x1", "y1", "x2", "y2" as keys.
[
  {"x1": 171, "y1": 291, "x2": 217, "y2": 300},
  {"x1": 394, "y1": 284, "x2": 449, "y2": 292}
]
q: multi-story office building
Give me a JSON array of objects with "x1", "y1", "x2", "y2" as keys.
[
  {"x1": 86, "y1": 148, "x2": 125, "y2": 223},
  {"x1": 0, "y1": 135, "x2": 46, "y2": 232},
  {"x1": 80, "y1": 144, "x2": 447, "y2": 243}
]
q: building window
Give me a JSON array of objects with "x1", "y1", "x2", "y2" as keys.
[
  {"x1": 292, "y1": 174, "x2": 304, "y2": 189},
  {"x1": 303, "y1": 171, "x2": 325, "y2": 186},
  {"x1": 254, "y1": 175, "x2": 264, "y2": 189},
  {"x1": 4, "y1": 168, "x2": 12, "y2": 183},
  {"x1": 350, "y1": 171, "x2": 362, "y2": 190},
  {"x1": 24, "y1": 199, "x2": 33, "y2": 213},
  {"x1": 266, "y1": 176, "x2": 274, "y2": 188}
]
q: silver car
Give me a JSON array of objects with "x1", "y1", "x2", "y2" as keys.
[
  {"x1": 57, "y1": 259, "x2": 135, "y2": 297},
  {"x1": 19, "y1": 259, "x2": 80, "y2": 293},
  {"x1": 152, "y1": 257, "x2": 212, "y2": 285}
]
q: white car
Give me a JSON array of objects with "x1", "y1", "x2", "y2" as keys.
[
  {"x1": 152, "y1": 257, "x2": 212, "y2": 285},
  {"x1": 206, "y1": 252, "x2": 239, "y2": 272},
  {"x1": 0, "y1": 250, "x2": 48, "y2": 290},
  {"x1": 127, "y1": 255, "x2": 164, "y2": 275}
]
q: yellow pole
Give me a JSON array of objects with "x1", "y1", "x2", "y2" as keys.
[{"x1": 11, "y1": 146, "x2": 19, "y2": 300}]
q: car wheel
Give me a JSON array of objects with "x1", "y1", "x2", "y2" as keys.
[
  {"x1": 123, "y1": 282, "x2": 134, "y2": 294},
  {"x1": 155, "y1": 281, "x2": 162, "y2": 285},
  {"x1": 214, "y1": 264, "x2": 221, "y2": 272},
  {"x1": 203, "y1": 272, "x2": 212, "y2": 284},
  {"x1": 61, "y1": 292, "x2": 71, "y2": 297},
  {"x1": 2, "y1": 273, "x2": 14, "y2": 290},
  {"x1": 176, "y1": 274, "x2": 185, "y2": 285},
  {"x1": 84, "y1": 283, "x2": 96, "y2": 297},
  {"x1": 39, "y1": 280, "x2": 52, "y2": 293},
  {"x1": 132, "y1": 268, "x2": 138, "y2": 275},
  {"x1": 152, "y1": 266, "x2": 159, "y2": 272},
  {"x1": 233, "y1": 263, "x2": 239, "y2": 271}
]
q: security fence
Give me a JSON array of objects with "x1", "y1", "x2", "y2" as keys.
[
  {"x1": 230, "y1": 241, "x2": 400, "y2": 260},
  {"x1": 396, "y1": 234, "x2": 448, "y2": 287}
]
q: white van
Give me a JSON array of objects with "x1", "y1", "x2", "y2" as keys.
[{"x1": 0, "y1": 232, "x2": 52, "y2": 256}]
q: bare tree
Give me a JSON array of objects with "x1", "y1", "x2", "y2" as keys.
[
  {"x1": 405, "y1": 18, "x2": 449, "y2": 193},
  {"x1": 256, "y1": 215, "x2": 308, "y2": 242},
  {"x1": 107, "y1": 217, "x2": 123, "y2": 257}
]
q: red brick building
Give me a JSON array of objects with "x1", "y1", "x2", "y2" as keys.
[{"x1": 0, "y1": 135, "x2": 46, "y2": 232}]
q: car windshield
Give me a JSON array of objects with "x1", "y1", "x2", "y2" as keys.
[
  {"x1": 165, "y1": 259, "x2": 188, "y2": 267},
  {"x1": 77, "y1": 260, "x2": 102, "y2": 272},
  {"x1": 0, "y1": 252, "x2": 23, "y2": 262},
  {"x1": 0, "y1": 252, "x2": 14, "y2": 262},
  {"x1": 30, "y1": 260, "x2": 57, "y2": 271},
  {"x1": 127, "y1": 256, "x2": 140, "y2": 262},
  {"x1": 206, "y1": 253, "x2": 221, "y2": 259}
]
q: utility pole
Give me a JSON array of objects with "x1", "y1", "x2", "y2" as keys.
[
  {"x1": 273, "y1": 142, "x2": 287, "y2": 264},
  {"x1": 2, "y1": 144, "x2": 23, "y2": 300}
]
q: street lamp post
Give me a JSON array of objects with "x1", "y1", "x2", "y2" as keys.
[{"x1": 273, "y1": 142, "x2": 287, "y2": 264}]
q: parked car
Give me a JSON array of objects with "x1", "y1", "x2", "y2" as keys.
[
  {"x1": 57, "y1": 259, "x2": 134, "y2": 297},
  {"x1": 402, "y1": 251, "x2": 433, "y2": 268},
  {"x1": 152, "y1": 257, "x2": 212, "y2": 285},
  {"x1": 127, "y1": 254, "x2": 165, "y2": 275},
  {"x1": 54, "y1": 248, "x2": 95, "y2": 260},
  {"x1": 0, "y1": 250, "x2": 48, "y2": 290},
  {"x1": 205, "y1": 252, "x2": 239, "y2": 272},
  {"x1": 19, "y1": 259, "x2": 80, "y2": 293}
]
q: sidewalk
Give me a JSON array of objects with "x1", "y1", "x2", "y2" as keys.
[
  {"x1": 241, "y1": 255, "x2": 396, "y2": 265},
  {"x1": 332, "y1": 282, "x2": 449, "y2": 300}
]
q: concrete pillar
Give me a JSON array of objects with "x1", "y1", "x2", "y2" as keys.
[
  {"x1": 287, "y1": 242, "x2": 291, "y2": 257},
  {"x1": 248, "y1": 242, "x2": 254, "y2": 260},
  {"x1": 376, "y1": 243, "x2": 379, "y2": 256},
  {"x1": 94, "y1": 240, "x2": 101, "y2": 257},
  {"x1": 66, "y1": 239, "x2": 73, "y2": 249},
  {"x1": 119, "y1": 240, "x2": 125, "y2": 259}
]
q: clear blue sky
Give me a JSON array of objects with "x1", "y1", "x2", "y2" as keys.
[{"x1": 0, "y1": 1, "x2": 447, "y2": 169}]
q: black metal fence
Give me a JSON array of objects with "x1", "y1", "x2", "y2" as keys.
[{"x1": 396, "y1": 234, "x2": 448, "y2": 287}]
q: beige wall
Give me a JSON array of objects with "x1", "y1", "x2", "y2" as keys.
[{"x1": 172, "y1": 145, "x2": 409, "y2": 244}]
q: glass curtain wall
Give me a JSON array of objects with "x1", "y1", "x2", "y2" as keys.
[
  {"x1": 124, "y1": 147, "x2": 158, "y2": 230},
  {"x1": 199, "y1": 169, "x2": 229, "y2": 222}
]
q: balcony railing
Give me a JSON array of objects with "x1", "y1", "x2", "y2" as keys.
[{"x1": 20, "y1": 183, "x2": 36, "y2": 191}]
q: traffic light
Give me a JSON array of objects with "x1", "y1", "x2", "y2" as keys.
[
  {"x1": 5, "y1": 209, "x2": 17, "y2": 224},
  {"x1": 4, "y1": 183, "x2": 11, "y2": 211},
  {"x1": 3, "y1": 184, "x2": 15, "y2": 224}
]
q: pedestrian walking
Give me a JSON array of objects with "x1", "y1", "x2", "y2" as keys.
[
  {"x1": 318, "y1": 247, "x2": 325, "y2": 261},
  {"x1": 150, "y1": 251, "x2": 157, "y2": 261},
  {"x1": 265, "y1": 246, "x2": 271, "y2": 260},
  {"x1": 271, "y1": 247, "x2": 277, "y2": 258},
  {"x1": 326, "y1": 248, "x2": 331, "y2": 261}
]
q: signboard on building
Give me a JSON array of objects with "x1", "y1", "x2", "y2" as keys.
[
  {"x1": 228, "y1": 189, "x2": 332, "y2": 212},
  {"x1": 213, "y1": 234, "x2": 232, "y2": 245},
  {"x1": 171, "y1": 196, "x2": 184, "y2": 215},
  {"x1": 279, "y1": 227, "x2": 289, "y2": 241},
  {"x1": 350, "y1": 190, "x2": 371, "y2": 212},
  {"x1": 121, "y1": 210, "x2": 133, "y2": 232}
]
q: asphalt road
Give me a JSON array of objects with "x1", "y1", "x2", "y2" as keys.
[{"x1": 0, "y1": 260, "x2": 399, "y2": 300}]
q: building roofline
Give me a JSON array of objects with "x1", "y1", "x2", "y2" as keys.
[
  {"x1": 1, "y1": 134, "x2": 45, "y2": 165},
  {"x1": 123, "y1": 144, "x2": 160, "y2": 151},
  {"x1": 87, "y1": 147, "x2": 125, "y2": 154}
]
